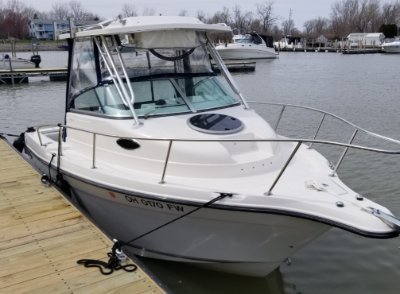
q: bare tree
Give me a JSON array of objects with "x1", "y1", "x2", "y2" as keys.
[
  {"x1": 354, "y1": 0, "x2": 381, "y2": 32},
  {"x1": 196, "y1": 10, "x2": 206, "y2": 22},
  {"x1": 178, "y1": 9, "x2": 188, "y2": 16},
  {"x1": 209, "y1": 6, "x2": 231, "y2": 26},
  {"x1": 304, "y1": 17, "x2": 330, "y2": 39},
  {"x1": 0, "y1": 0, "x2": 37, "y2": 38},
  {"x1": 51, "y1": 3, "x2": 70, "y2": 20},
  {"x1": 381, "y1": 1, "x2": 400, "y2": 24},
  {"x1": 232, "y1": 5, "x2": 246, "y2": 33},
  {"x1": 142, "y1": 7, "x2": 156, "y2": 16},
  {"x1": 121, "y1": 3, "x2": 138, "y2": 17},
  {"x1": 282, "y1": 9, "x2": 296, "y2": 35},
  {"x1": 256, "y1": 1, "x2": 277, "y2": 34},
  {"x1": 271, "y1": 24, "x2": 283, "y2": 40},
  {"x1": 330, "y1": 0, "x2": 359, "y2": 36},
  {"x1": 230, "y1": 5, "x2": 255, "y2": 33},
  {"x1": 69, "y1": 1, "x2": 86, "y2": 21}
]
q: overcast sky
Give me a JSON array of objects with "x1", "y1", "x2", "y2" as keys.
[{"x1": 19, "y1": 0, "x2": 370, "y2": 28}]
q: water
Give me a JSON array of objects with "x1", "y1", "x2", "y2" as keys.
[{"x1": 1, "y1": 51, "x2": 400, "y2": 293}]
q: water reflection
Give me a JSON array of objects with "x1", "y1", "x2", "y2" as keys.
[{"x1": 133, "y1": 256, "x2": 286, "y2": 294}]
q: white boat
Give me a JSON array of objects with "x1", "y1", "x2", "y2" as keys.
[
  {"x1": 21, "y1": 16, "x2": 400, "y2": 277},
  {"x1": 215, "y1": 33, "x2": 278, "y2": 60},
  {"x1": 382, "y1": 39, "x2": 400, "y2": 53},
  {"x1": 0, "y1": 53, "x2": 40, "y2": 69}
]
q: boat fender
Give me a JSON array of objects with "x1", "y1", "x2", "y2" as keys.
[
  {"x1": 12, "y1": 133, "x2": 25, "y2": 153},
  {"x1": 41, "y1": 153, "x2": 56, "y2": 186}
]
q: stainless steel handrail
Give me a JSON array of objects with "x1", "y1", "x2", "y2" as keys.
[
  {"x1": 248, "y1": 101, "x2": 400, "y2": 145},
  {"x1": 35, "y1": 114, "x2": 400, "y2": 195},
  {"x1": 248, "y1": 101, "x2": 400, "y2": 178}
]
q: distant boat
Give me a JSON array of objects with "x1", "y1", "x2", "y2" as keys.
[
  {"x1": 216, "y1": 33, "x2": 278, "y2": 60},
  {"x1": 382, "y1": 39, "x2": 400, "y2": 53},
  {"x1": 0, "y1": 53, "x2": 41, "y2": 69}
]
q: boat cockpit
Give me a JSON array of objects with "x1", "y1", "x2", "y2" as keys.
[{"x1": 67, "y1": 29, "x2": 242, "y2": 121}]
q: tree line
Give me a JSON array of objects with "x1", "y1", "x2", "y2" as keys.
[{"x1": 0, "y1": 0, "x2": 399, "y2": 40}]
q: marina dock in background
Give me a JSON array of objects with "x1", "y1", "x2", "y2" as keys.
[
  {"x1": 0, "y1": 138, "x2": 165, "y2": 293},
  {"x1": 0, "y1": 67, "x2": 68, "y2": 84},
  {"x1": 0, "y1": 61, "x2": 256, "y2": 85}
]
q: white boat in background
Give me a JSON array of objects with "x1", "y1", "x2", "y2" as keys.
[
  {"x1": 382, "y1": 39, "x2": 400, "y2": 53},
  {"x1": 0, "y1": 53, "x2": 41, "y2": 69},
  {"x1": 216, "y1": 33, "x2": 278, "y2": 60},
  {"x1": 20, "y1": 16, "x2": 400, "y2": 277}
]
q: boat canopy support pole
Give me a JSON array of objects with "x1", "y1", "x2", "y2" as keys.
[
  {"x1": 205, "y1": 40, "x2": 249, "y2": 109},
  {"x1": 94, "y1": 36, "x2": 139, "y2": 124},
  {"x1": 111, "y1": 35, "x2": 136, "y2": 106}
]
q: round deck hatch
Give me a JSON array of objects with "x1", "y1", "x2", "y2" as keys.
[{"x1": 188, "y1": 113, "x2": 244, "y2": 134}]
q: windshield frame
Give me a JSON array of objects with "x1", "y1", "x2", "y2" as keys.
[{"x1": 67, "y1": 31, "x2": 247, "y2": 121}]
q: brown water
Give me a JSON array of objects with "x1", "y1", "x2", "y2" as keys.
[{"x1": 1, "y1": 51, "x2": 399, "y2": 293}]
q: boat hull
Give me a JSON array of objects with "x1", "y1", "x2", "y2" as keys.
[
  {"x1": 25, "y1": 147, "x2": 328, "y2": 276},
  {"x1": 382, "y1": 43, "x2": 400, "y2": 53},
  {"x1": 216, "y1": 44, "x2": 278, "y2": 60},
  {"x1": 68, "y1": 176, "x2": 329, "y2": 276}
]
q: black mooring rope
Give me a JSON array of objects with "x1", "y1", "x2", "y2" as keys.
[{"x1": 77, "y1": 241, "x2": 137, "y2": 275}]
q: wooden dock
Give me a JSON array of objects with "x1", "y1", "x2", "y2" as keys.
[
  {"x1": 0, "y1": 62, "x2": 254, "y2": 84},
  {"x1": 342, "y1": 48, "x2": 383, "y2": 54},
  {"x1": 0, "y1": 68, "x2": 68, "y2": 84},
  {"x1": 0, "y1": 138, "x2": 165, "y2": 293},
  {"x1": 212, "y1": 61, "x2": 256, "y2": 73}
]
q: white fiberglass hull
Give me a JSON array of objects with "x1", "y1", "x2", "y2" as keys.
[
  {"x1": 24, "y1": 152, "x2": 328, "y2": 276},
  {"x1": 382, "y1": 42, "x2": 400, "y2": 53},
  {"x1": 24, "y1": 131, "x2": 398, "y2": 277},
  {"x1": 216, "y1": 44, "x2": 278, "y2": 60}
]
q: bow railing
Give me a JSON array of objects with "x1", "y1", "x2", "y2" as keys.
[{"x1": 35, "y1": 102, "x2": 400, "y2": 196}]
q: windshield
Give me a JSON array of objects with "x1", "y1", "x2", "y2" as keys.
[
  {"x1": 71, "y1": 74, "x2": 238, "y2": 118},
  {"x1": 132, "y1": 75, "x2": 238, "y2": 117},
  {"x1": 68, "y1": 33, "x2": 241, "y2": 118}
]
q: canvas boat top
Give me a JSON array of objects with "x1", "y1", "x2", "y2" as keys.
[{"x1": 60, "y1": 16, "x2": 231, "y2": 39}]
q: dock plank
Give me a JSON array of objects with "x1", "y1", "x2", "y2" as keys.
[{"x1": 0, "y1": 139, "x2": 165, "y2": 293}]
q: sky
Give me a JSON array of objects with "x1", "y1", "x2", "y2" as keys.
[{"x1": 21, "y1": 0, "x2": 340, "y2": 28}]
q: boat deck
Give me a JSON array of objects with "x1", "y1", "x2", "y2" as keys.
[{"x1": 0, "y1": 138, "x2": 165, "y2": 293}]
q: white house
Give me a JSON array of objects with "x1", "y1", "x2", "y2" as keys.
[
  {"x1": 29, "y1": 19, "x2": 70, "y2": 40},
  {"x1": 346, "y1": 33, "x2": 385, "y2": 48}
]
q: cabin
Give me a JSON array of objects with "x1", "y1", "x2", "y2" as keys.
[
  {"x1": 346, "y1": 33, "x2": 385, "y2": 48},
  {"x1": 273, "y1": 36, "x2": 303, "y2": 50}
]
